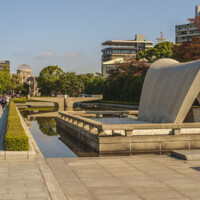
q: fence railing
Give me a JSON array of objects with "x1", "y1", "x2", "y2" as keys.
[{"x1": 58, "y1": 111, "x2": 200, "y2": 136}]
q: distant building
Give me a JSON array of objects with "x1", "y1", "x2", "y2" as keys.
[
  {"x1": 175, "y1": 5, "x2": 200, "y2": 44},
  {"x1": 17, "y1": 64, "x2": 31, "y2": 83},
  {"x1": 101, "y1": 34, "x2": 153, "y2": 76},
  {"x1": 16, "y1": 64, "x2": 40, "y2": 96},
  {"x1": 0, "y1": 60, "x2": 10, "y2": 71},
  {"x1": 102, "y1": 58, "x2": 124, "y2": 77}
]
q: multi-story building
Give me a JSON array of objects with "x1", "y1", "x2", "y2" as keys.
[
  {"x1": 0, "y1": 60, "x2": 10, "y2": 71},
  {"x1": 101, "y1": 34, "x2": 153, "y2": 77},
  {"x1": 175, "y1": 5, "x2": 200, "y2": 44}
]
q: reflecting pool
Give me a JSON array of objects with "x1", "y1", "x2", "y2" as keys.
[{"x1": 20, "y1": 108, "x2": 99, "y2": 158}]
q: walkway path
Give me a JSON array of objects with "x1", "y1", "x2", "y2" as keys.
[{"x1": 46, "y1": 155, "x2": 200, "y2": 200}]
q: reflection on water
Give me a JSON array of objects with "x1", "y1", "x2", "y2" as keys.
[
  {"x1": 30, "y1": 120, "x2": 77, "y2": 158},
  {"x1": 20, "y1": 108, "x2": 99, "y2": 158},
  {"x1": 37, "y1": 118, "x2": 57, "y2": 136},
  {"x1": 57, "y1": 128, "x2": 98, "y2": 157}
]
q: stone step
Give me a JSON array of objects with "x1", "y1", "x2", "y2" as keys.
[{"x1": 171, "y1": 150, "x2": 200, "y2": 160}]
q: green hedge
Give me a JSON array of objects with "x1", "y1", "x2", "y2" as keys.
[
  {"x1": 12, "y1": 97, "x2": 27, "y2": 103},
  {"x1": 4, "y1": 101, "x2": 29, "y2": 151}
]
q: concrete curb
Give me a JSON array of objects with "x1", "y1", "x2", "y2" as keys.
[{"x1": 171, "y1": 150, "x2": 200, "y2": 160}]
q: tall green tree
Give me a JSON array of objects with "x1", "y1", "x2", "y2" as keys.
[
  {"x1": 58, "y1": 72, "x2": 79, "y2": 95},
  {"x1": 0, "y1": 65, "x2": 11, "y2": 94},
  {"x1": 136, "y1": 41, "x2": 175, "y2": 62},
  {"x1": 14, "y1": 82, "x2": 29, "y2": 96},
  {"x1": 83, "y1": 73, "x2": 106, "y2": 94},
  {"x1": 37, "y1": 66, "x2": 64, "y2": 96}
]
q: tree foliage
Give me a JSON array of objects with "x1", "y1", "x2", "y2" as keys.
[
  {"x1": 58, "y1": 72, "x2": 79, "y2": 95},
  {"x1": 37, "y1": 66, "x2": 64, "y2": 96},
  {"x1": 103, "y1": 57, "x2": 148, "y2": 102},
  {"x1": 78, "y1": 73, "x2": 106, "y2": 95},
  {"x1": 109, "y1": 57, "x2": 149, "y2": 78},
  {"x1": 173, "y1": 37, "x2": 200, "y2": 62},
  {"x1": 36, "y1": 58, "x2": 147, "y2": 103},
  {"x1": 14, "y1": 82, "x2": 29, "y2": 96},
  {"x1": 136, "y1": 41, "x2": 175, "y2": 62},
  {"x1": 11, "y1": 74, "x2": 22, "y2": 89},
  {"x1": 0, "y1": 65, "x2": 11, "y2": 93}
]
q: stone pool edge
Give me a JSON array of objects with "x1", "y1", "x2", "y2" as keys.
[{"x1": 0, "y1": 108, "x2": 43, "y2": 160}]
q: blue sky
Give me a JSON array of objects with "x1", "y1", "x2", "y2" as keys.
[{"x1": 0, "y1": 0, "x2": 199, "y2": 75}]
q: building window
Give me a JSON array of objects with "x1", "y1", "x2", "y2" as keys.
[{"x1": 112, "y1": 50, "x2": 121, "y2": 54}]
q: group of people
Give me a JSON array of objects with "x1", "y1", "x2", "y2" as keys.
[{"x1": 0, "y1": 94, "x2": 10, "y2": 109}]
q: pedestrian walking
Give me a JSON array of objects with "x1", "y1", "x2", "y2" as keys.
[{"x1": 1, "y1": 95, "x2": 7, "y2": 110}]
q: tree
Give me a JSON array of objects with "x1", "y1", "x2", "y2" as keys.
[
  {"x1": 109, "y1": 56, "x2": 149, "y2": 79},
  {"x1": 14, "y1": 82, "x2": 29, "y2": 96},
  {"x1": 173, "y1": 37, "x2": 200, "y2": 62},
  {"x1": 82, "y1": 73, "x2": 106, "y2": 94},
  {"x1": 11, "y1": 74, "x2": 22, "y2": 88},
  {"x1": 58, "y1": 72, "x2": 80, "y2": 95},
  {"x1": 37, "y1": 66, "x2": 64, "y2": 96},
  {"x1": 103, "y1": 57, "x2": 149, "y2": 102},
  {"x1": 0, "y1": 65, "x2": 11, "y2": 94},
  {"x1": 8, "y1": 74, "x2": 22, "y2": 94},
  {"x1": 136, "y1": 41, "x2": 174, "y2": 62}
]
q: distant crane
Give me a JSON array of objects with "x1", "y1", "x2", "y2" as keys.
[{"x1": 156, "y1": 32, "x2": 166, "y2": 43}]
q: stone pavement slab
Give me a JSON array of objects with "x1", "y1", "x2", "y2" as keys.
[
  {"x1": 0, "y1": 160, "x2": 51, "y2": 200},
  {"x1": 46, "y1": 155, "x2": 200, "y2": 200}
]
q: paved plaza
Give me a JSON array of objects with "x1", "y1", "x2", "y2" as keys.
[
  {"x1": 0, "y1": 160, "x2": 51, "y2": 200},
  {"x1": 1, "y1": 154, "x2": 200, "y2": 199},
  {"x1": 2, "y1": 106, "x2": 200, "y2": 199},
  {"x1": 46, "y1": 155, "x2": 200, "y2": 200}
]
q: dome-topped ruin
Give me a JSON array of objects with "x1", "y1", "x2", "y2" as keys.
[{"x1": 17, "y1": 64, "x2": 31, "y2": 71}]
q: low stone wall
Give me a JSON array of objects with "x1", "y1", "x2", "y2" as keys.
[
  {"x1": 57, "y1": 111, "x2": 200, "y2": 154},
  {"x1": 57, "y1": 118, "x2": 99, "y2": 152},
  {"x1": 99, "y1": 135, "x2": 200, "y2": 153}
]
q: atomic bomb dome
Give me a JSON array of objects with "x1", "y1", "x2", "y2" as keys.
[{"x1": 17, "y1": 64, "x2": 31, "y2": 83}]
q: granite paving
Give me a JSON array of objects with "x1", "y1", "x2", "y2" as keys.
[
  {"x1": 0, "y1": 160, "x2": 51, "y2": 200},
  {"x1": 46, "y1": 155, "x2": 200, "y2": 200}
]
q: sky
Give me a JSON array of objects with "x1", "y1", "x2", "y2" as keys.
[{"x1": 0, "y1": 0, "x2": 199, "y2": 76}]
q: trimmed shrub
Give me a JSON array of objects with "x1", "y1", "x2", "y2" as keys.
[
  {"x1": 12, "y1": 97, "x2": 27, "y2": 103},
  {"x1": 4, "y1": 101, "x2": 29, "y2": 151}
]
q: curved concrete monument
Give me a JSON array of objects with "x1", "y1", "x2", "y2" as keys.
[{"x1": 138, "y1": 58, "x2": 200, "y2": 123}]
